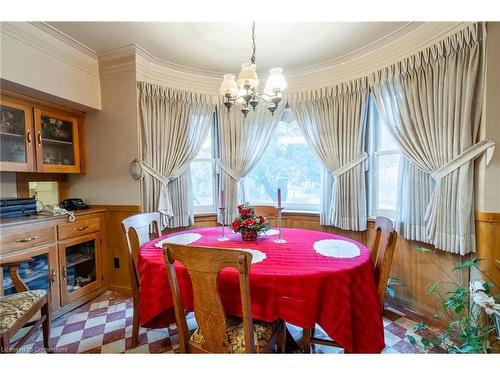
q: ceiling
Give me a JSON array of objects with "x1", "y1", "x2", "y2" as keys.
[{"x1": 48, "y1": 22, "x2": 409, "y2": 75}]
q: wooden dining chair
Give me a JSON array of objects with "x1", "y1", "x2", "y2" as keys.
[
  {"x1": 302, "y1": 216, "x2": 398, "y2": 353},
  {"x1": 121, "y1": 212, "x2": 161, "y2": 349},
  {"x1": 163, "y1": 244, "x2": 286, "y2": 353},
  {"x1": 0, "y1": 258, "x2": 51, "y2": 353},
  {"x1": 371, "y1": 216, "x2": 398, "y2": 310}
]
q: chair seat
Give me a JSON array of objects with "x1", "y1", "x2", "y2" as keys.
[
  {"x1": 0, "y1": 290, "x2": 46, "y2": 335},
  {"x1": 190, "y1": 317, "x2": 282, "y2": 353}
]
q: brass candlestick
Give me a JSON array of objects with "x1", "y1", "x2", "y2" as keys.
[
  {"x1": 273, "y1": 206, "x2": 287, "y2": 243},
  {"x1": 218, "y1": 207, "x2": 229, "y2": 241}
]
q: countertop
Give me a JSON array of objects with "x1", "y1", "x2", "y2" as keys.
[{"x1": 0, "y1": 208, "x2": 106, "y2": 228}]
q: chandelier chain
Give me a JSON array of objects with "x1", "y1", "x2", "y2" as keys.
[{"x1": 251, "y1": 21, "x2": 256, "y2": 64}]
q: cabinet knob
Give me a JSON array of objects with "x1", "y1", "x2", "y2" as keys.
[
  {"x1": 15, "y1": 236, "x2": 39, "y2": 243},
  {"x1": 37, "y1": 131, "x2": 42, "y2": 145},
  {"x1": 63, "y1": 266, "x2": 67, "y2": 280},
  {"x1": 75, "y1": 225, "x2": 89, "y2": 231},
  {"x1": 27, "y1": 131, "x2": 32, "y2": 145}
]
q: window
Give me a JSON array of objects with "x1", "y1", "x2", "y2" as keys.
[
  {"x1": 191, "y1": 126, "x2": 215, "y2": 213},
  {"x1": 369, "y1": 98, "x2": 401, "y2": 218},
  {"x1": 243, "y1": 112, "x2": 321, "y2": 211}
]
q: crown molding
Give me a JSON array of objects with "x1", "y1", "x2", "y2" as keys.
[
  {"x1": 1, "y1": 22, "x2": 99, "y2": 78},
  {"x1": 43, "y1": 21, "x2": 477, "y2": 96},
  {"x1": 30, "y1": 22, "x2": 98, "y2": 59},
  {"x1": 135, "y1": 49, "x2": 220, "y2": 95},
  {"x1": 98, "y1": 44, "x2": 137, "y2": 76},
  {"x1": 285, "y1": 22, "x2": 475, "y2": 92}
]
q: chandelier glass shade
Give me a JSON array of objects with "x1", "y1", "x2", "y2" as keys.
[{"x1": 219, "y1": 22, "x2": 287, "y2": 116}]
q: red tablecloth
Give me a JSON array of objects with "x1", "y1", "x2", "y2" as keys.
[{"x1": 138, "y1": 227, "x2": 384, "y2": 353}]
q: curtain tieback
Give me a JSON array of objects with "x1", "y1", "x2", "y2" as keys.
[
  {"x1": 217, "y1": 160, "x2": 242, "y2": 183},
  {"x1": 134, "y1": 159, "x2": 178, "y2": 219},
  {"x1": 430, "y1": 139, "x2": 496, "y2": 182},
  {"x1": 330, "y1": 152, "x2": 368, "y2": 178}
]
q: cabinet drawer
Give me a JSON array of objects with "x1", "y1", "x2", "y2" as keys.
[
  {"x1": 58, "y1": 216, "x2": 100, "y2": 240},
  {"x1": 0, "y1": 225, "x2": 56, "y2": 253}
]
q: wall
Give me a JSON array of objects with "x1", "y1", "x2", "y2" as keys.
[
  {"x1": 478, "y1": 22, "x2": 500, "y2": 212},
  {"x1": 67, "y1": 52, "x2": 141, "y2": 205},
  {"x1": 0, "y1": 172, "x2": 17, "y2": 198},
  {"x1": 0, "y1": 22, "x2": 101, "y2": 110},
  {"x1": 475, "y1": 22, "x2": 500, "y2": 290}
]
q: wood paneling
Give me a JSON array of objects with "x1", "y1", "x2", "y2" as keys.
[
  {"x1": 90, "y1": 205, "x2": 141, "y2": 295},
  {"x1": 475, "y1": 212, "x2": 500, "y2": 291}
]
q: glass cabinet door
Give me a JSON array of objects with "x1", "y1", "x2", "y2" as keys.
[
  {"x1": 1, "y1": 244, "x2": 60, "y2": 311},
  {"x1": 0, "y1": 100, "x2": 35, "y2": 172},
  {"x1": 34, "y1": 108, "x2": 80, "y2": 173},
  {"x1": 59, "y1": 233, "x2": 101, "y2": 306}
]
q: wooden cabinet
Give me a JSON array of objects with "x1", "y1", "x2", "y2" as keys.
[
  {"x1": 0, "y1": 209, "x2": 105, "y2": 318},
  {"x1": 33, "y1": 108, "x2": 81, "y2": 173},
  {"x1": 0, "y1": 99, "x2": 36, "y2": 172},
  {"x1": 0, "y1": 93, "x2": 84, "y2": 173},
  {"x1": 1, "y1": 243, "x2": 60, "y2": 312},
  {"x1": 59, "y1": 232, "x2": 102, "y2": 306}
]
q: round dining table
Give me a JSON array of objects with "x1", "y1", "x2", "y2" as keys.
[{"x1": 138, "y1": 227, "x2": 384, "y2": 353}]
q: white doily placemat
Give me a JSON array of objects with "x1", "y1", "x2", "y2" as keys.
[
  {"x1": 262, "y1": 229, "x2": 279, "y2": 236},
  {"x1": 154, "y1": 233, "x2": 202, "y2": 248},
  {"x1": 313, "y1": 239, "x2": 361, "y2": 258},
  {"x1": 236, "y1": 248, "x2": 267, "y2": 264}
]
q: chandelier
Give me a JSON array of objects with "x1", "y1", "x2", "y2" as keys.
[{"x1": 218, "y1": 22, "x2": 287, "y2": 117}]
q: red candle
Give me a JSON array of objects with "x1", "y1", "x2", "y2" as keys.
[
  {"x1": 277, "y1": 188, "x2": 281, "y2": 208},
  {"x1": 220, "y1": 189, "x2": 225, "y2": 208}
]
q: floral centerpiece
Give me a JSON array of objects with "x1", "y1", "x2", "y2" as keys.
[
  {"x1": 407, "y1": 255, "x2": 500, "y2": 353},
  {"x1": 232, "y1": 203, "x2": 271, "y2": 241}
]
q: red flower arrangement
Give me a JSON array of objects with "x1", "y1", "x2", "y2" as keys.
[{"x1": 232, "y1": 203, "x2": 271, "y2": 241}]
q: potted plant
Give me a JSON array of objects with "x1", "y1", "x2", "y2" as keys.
[
  {"x1": 407, "y1": 255, "x2": 500, "y2": 353},
  {"x1": 232, "y1": 203, "x2": 271, "y2": 241}
]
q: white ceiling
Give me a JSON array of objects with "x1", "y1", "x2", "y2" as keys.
[{"x1": 47, "y1": 22, "x2": 409, "y2": 74}]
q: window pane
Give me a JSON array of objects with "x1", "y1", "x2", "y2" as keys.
[
  {"x1": 196, "y1": 131, "x2": 212, "y2": 159},
  {"x1": 376, "y1": 154, "x2": 400, "y2": 212},
  {"x1": 191, "y1": 161, "x2": 213, "y2": 206},
  {"x1": 379, "y1": 119, "x2": 399, "y2": 151},
  {"x1": 245, "y1": 119, "x2": 320, "y2": 208}
]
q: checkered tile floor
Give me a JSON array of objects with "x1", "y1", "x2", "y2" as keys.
[{"x1": 12, "y1": 291, "x2": 444, "y2": 354}]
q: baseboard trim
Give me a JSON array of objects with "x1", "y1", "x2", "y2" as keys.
[{"x1": 107, "y1": 284, "x2": 133, "y2": 296}]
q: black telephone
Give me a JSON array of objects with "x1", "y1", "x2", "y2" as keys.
[{"x1": 60, "y1": 198, "x2": 89, "y2": 211}]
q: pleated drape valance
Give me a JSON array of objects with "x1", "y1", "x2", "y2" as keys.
[
  {"x1": 286, "y1": 77, "x2": 369, "y2": 104},
  {"x1": 137, "y1": 81, "x2": 217, "y2": 104},
  {"x1": 370, "y1": 23, "x2": 483, "y2": 84}
]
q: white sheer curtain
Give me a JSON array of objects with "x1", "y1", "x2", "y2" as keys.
[
  {"x1": 370, "y1": 23, "x2": 494, "y2": 255},
  {"x1": 216, "y1": 99, "x2": 285, "y2": 222},
  {"x1": 288, "y1": 78, "x2": 369, "y2": 231},
  {"x1": 138, "y1": 82, "x2": 216, "y2": 228}
]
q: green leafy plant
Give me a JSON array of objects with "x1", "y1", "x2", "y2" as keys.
[{"x1": 407, "y1": 256, "x2": 500, "y2": 353}]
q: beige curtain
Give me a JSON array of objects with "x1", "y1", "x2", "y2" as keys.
[
  {"x1": 288, "y1": 78, "x2": 369, "y2": 231},
  {"x1": 216, "y1": 99, "x2": 285, "y2": 222},
  {"x1": 138, "y1": 82, "x2": 216, "y2": 228},
  {"x1": 370, "y1": 23, "x2": 494, "y2": 255}
]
